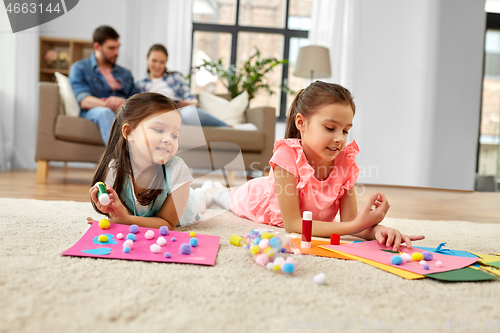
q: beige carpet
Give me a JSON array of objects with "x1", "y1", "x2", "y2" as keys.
[{"x1": 1, "y1": 198, "x2": 499, "y2": 333}]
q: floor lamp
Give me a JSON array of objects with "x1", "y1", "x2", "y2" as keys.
[{"x1": 293, "y1": 45, "x2": 332, "y2": 81}]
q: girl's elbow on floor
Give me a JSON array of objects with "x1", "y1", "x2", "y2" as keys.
[{"x1": 283, "y1": 218, "x2": 301, "y2": 234}]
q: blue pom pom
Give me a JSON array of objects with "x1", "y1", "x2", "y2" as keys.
[
  {"x1": 282, "y1": 263, "x2": 295, "y2": 274},
  {"x1": 123, "y1": 246, "x2": 130, "y2": 253},
  {"x1": 126, "y1": 233, "x2": 136, "y2": 241},
  {"x1": 422, "y1": 251, "x2": 433, "y2": 261},
  {"x1": 129, "y1": 224, "x2": 139, "y2": 234},
  {"x1": 269, "y1": 237, "x2": 282, "y2": 249},
  {"x1": 171, "y1": 237, "x2": 176, "y2": 242},
  {"x1": 423, "y1": 264, "x2": 430, "y2": 270},
  {"x1": 159, "y1": 226, "x2": 169, "y2": 236},
  {"x1": 180, "y1": 243, "x2": 192, "y2": 255},
  {"x1": 391, "y1": 255, "x2": 403, "y2": 265},
  {"x1": 253, "y1": 237, "x2": 261, "y2": 245},
  {"x1": 164, "y1": 252, "x2": 171, "y2": 258},
  {"x1": 189, "y1": 237, "x2": 199, "y2": 247},
  {"x1": 280, "y1": 247, "x2": 287, "y2": 253}
]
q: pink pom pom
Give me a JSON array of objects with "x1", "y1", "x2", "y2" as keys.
[
  {"x1": 436, "y1": 261, "x2": 443, "y2": 267},
  {"x1": 285, "y1": 257, "x2": 295, "y2": 264},
  {"x1": 123, "y1": 239, "x2": 133, "y2": 248},
  {"x1": 259, "y1": 239, "x2": 270, "y2": 250},
  {"x1": 145, "y1": 230, "x2": 155, "y2": 240},
  {"x1": 117, "y1": 233, "x2": 124, "y2": 240},
  {"x1": 254, "y1": 254, "x2": 268, "y2": 266}
]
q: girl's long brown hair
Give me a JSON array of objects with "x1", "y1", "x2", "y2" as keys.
[
  {"x1": 285, "y1": 81, "x2": 356, "y2": 139},
  {"x1": 91, "y1": 92, "x2": 179, "y2": 216}
]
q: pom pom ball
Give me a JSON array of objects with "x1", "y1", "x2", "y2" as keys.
[
  {"x1": 98, "y1": 235, "x2": 108, "y2": 243},
  {"x1": 273, "y1": 257, "x2": 285, "y2": 268},
  {"x1": 145, "y1": 230, "x2": 155, "y2": 240},
  {"x1": 164, "y1": 252, "x2": 171, "y2": 258},
  {"x1": 250, "y1": 245, "x2": 260, "y2": 255},
  {"x1": 180, "y1": 243, "x2": 192, "y2": 255},
  {"x1": 157, "y1": 237, "x2": 167, "y2": 246},
  {"x1": 266, "y1": 262, "x2": 274, "y2": 270},
  {"x1": 436, "y1": 261, "x2": 443, "y2": 267},
  {"x1": 129, "y1": 224, "x2": 139, "y2": 234},
  {"x1": 285, "y1": 257, "x2": 295, "y2": 264},
  {"x1": 282, "y1": 263, "x2": 295, "y2": 274},
  {"x1": 412, "y1": 252, "x2": 424, "y2": 261},
  {"x1": 391, "y1": 255, "x2": 403, "y2": 265},
  {"x1": 269, "y1": 237, "x2": 281, "y2": 249},
  {"x1": 280, "y1": 248, "x2": 287, "y2": 253},
  {"x1": 189, "y1": 232, "x2": 196, "y2": 237},
  {"x1": 159, "y1": 226, "x2": 169, "y2": 236},
  {"x1": 255, "y1": 254, "x2": 268, "y2": 266},
  {"x1": 123, "y1": 246, "x2": 130, "y2": 253},
  {"x1": 123, "y1": 239, "x2": 133, "y2": 248},
  {"x1": 189, "y1": 237, "x2": 199, "y2": 247},
  {"x1": 98, "y1": 218, "x2": 110, "y2": 230},
  {"x1": 401, "y1": 253, "x2": 412, "y2": 262},
  {"x1": 150, "y1": 244, "x2": 161, "y2": 253},
  {"x1": 117, "y1": 233, "x2": 124, "y2": 240},
  {"x1": 423, "y1": 264, "x2": 430, "y2": 270},
  {"x1": 420, "y1": 260, "x2": 427, "y2": 266},
  {"x1": 171, "y1": 237, "x2": 176, "y2": 242},
  {"x1": 258, "y1": 239, "x2": 270, "y2": 250},
  {"x1": 272, "y1": 264, "x2": 281, "y2": 271},
  {"x1": 314, "y1": 273, "x2": 327, "y2": 285},
  {"x1": 261, "y1": 232, "x2": 274, "y2": 239},
  {"x1": 126, "y1": 233, "x2": 136, "y2": 241},
  {"x1": 422, "y1": 251, "x2": 433, "y2": 261}
]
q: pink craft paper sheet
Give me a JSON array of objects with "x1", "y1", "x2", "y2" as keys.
[
  {"x1": 322, "y1": 240, "x2": 478, "y2": 275},
  {"x1": 61, "y1": 222, "x2": 220, "y2": 266}
]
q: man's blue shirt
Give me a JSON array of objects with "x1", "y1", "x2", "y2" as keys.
[{"x1": 69, "y1": 53, "x2": 139, "y2": 111}]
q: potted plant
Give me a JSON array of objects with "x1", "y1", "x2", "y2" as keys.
[{"x1": 190, "y1": 48, "x2": 292, "y2": 102}]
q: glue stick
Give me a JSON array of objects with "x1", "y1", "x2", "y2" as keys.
[
  {"x1": 96, "y1": 182, "x2": 110, "y2": 206},
  {"x1": 301, "y1": 211, "x2": 312, "y2": 248}
]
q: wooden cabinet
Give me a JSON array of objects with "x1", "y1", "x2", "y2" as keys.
[{"x1": 39, "y1": 37, "x2": 93, "y2": 82}]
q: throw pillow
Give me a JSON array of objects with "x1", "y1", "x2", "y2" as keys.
[
  {"x1": 54, "y1": 72, "x2": 80, "y2": 117},
  {"x1": 198, "y1": 91, "x2": 248, "y2": 126}
]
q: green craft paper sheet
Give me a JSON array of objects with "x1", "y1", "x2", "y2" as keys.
[
  {"x1": 486, "y1": 261, "x2": 500, "y2": 269},
  {"x1": 425, "y1": 267, "x2": 498, "y2": 282}
]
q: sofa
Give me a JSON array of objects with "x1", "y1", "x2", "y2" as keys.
[{"x1": 35, "y1": 82, "x2": 276, "y2": 183}]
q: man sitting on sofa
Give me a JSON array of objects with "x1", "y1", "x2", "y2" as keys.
[{"x1": 69, "y1": 25, "x2": 139, "y2": 145}]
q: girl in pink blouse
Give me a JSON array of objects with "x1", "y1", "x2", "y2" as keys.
[{"x1": 206, "y1": 81, "x2": 424, "y2": 251}]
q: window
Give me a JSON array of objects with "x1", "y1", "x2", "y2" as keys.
[
  {"x1": 191, "y1": 0, "x2": 311, "y2": 118},
  {"x1": 478, "y1": 12, "x2": 500, "y2": 191}
]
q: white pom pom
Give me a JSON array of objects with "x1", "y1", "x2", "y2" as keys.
[
  {"x1": 117, "y1": 233, "x2": 124, "y2": 240},
  {"x1": 420, "y1": 260, "x2": 427, "y2": 266},
  {"x1": 150, "y1": 244, "x2": 161, "y2": 253},
  {"x1": 156, "y1": 237, "x2": 167, "y2": 246},
  {"x1": 314, "y1": 273, "x2": 327, "y2": 285}
]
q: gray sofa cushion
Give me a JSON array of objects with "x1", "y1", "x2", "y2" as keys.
[
  {"x1": 54, "y1": 115, "x2": 104, "y2": 145},
  {"x1": 179, "y1": 125, "x2": 265, "y2": 152}
]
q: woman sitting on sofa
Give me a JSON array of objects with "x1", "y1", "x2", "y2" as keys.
[{"x1": 136, "y1": 44, "x2": 228, "y2": 127}]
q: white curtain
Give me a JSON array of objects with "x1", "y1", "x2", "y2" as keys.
[
  {"x1": 309, "y1": 0, "x2": 357, "y2": 90},
  {"x1": 122, "y1": 0, "x2": 194, "y2": 81},
  {"x1": 0, "y1": 9, "x2": 39, "y2": 170}
]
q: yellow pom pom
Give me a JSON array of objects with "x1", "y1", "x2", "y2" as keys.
[
  {"x1": 250, "y1": 245, "x2": 260, "y2": 255},
  {"x1": 412, "y1": 252, "x2": 424, "y2": 261},
  {"x1": 264, "y1": 247, "x2": 272, "y2": 254},
  {"x1": 190, "y1": 232, "x2": 196, "y2": 238},
  {"x1": 273, "y1": 264, "x2": 281, "y2": 271},
  {"x1": 261, "y1": 232, "x2": 274, "y2": 239},
  {"x1": 98, "y1": 218, "x2": 110, "y2": 230},
  {"x1": 98, "y1": 235, "x2": 108, "y2": 243}
]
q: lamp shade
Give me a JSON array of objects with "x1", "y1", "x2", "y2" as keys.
[{"x1": 293, "y1": 45, "x2": 331, "y2": 79}]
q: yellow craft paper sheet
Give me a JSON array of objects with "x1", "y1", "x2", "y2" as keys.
[
  {"x1": 468, "y1": 252, "x2": 500, "y2": 265},
  {"x1": 319, "y1": 246, "x2": 425, "y2": 280}
]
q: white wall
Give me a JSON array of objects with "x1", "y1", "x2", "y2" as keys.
[{"x1": 351, "y1": 0, "x2": 485, "y2": 190}]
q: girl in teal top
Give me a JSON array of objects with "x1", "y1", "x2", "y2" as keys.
[{"x1": 88, "y1": 92, "x2": 201, "y2": 229}]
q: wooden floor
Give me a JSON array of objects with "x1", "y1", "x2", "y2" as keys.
[{"x1": 1, "y1": 167, "x2": 499, "y2": 224}]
